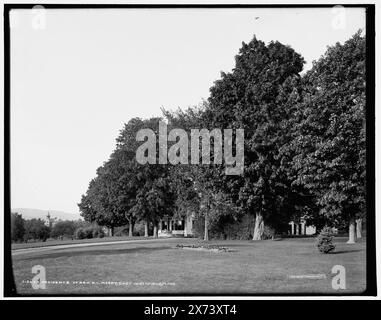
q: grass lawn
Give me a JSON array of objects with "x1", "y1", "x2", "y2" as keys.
[
  {"x1": 11, "y1": 235, "x2": 153, "y2": 250},
  {"x1": 12, "y1": 237, "x2": 366, "y2": 295}
]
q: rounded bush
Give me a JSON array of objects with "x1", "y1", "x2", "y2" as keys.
[
  {"x1": 83, "y1": 227, "x2": 94, "y2": 239},
  {"x1": 316, "y1": 226, "x2": 335, "y2": 254},
  {"x1": 92, "y1": 226, "x2": 105, "y2": 238},
  {"x1": 74, "y1": 227, "x2": 86, "y2": 240}
]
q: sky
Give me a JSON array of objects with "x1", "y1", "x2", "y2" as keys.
[{"x1": 10, "y1": 7, "x2": 366, "y2": 216}]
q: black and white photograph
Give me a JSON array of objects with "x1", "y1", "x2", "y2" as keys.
[{"x1": 2, "y1": 2, "x2": 377, "y2": 301}]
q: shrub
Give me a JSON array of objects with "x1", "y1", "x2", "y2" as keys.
[
  {"x1": 114, "y1": 226, "x2": 129, "y2": 237},
  {"x1": 114, "y1": 223, "x2": 145, "y2": 237},
  {"x1": 133, "y1": 221, "x2": 145, "y2": 236},
  {"x1": 222, "y1": 214, "x2": 254, "y2": 240},
  {"x1": 50, "y1": 220, "x2": 76, "y2": 239},
  {"x1": 23, "y1": 218, "x2": 50, "y2": 242},
  {"x1": 92, "y1": 226, "x2": 105, "y2": 238},
  {"x1": 75, "y1": 225, "x2": 105, "y2": 239},
  {"x1": 74, "y1": 227, "x2": 86, "y2": 239},
  {"x1": 316, "y1": 226, "x2": 335, "y2": 254},
  {"x1": 73, "y1": 219, "x2": 92, "y2": 229},
  {"x1": 83, "y1": 227, "x2": 94, "y2": 239},
  {"x1": 11, "y1": 212, "x2": 25, "y2": 243}
]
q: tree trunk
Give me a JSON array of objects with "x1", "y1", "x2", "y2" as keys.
[
  {"x1": 153, "y1": 223, "x2": 158, "y2": 238},
  {"x1": 347, "y1": 216, "x2": 356, "y2": 244},
  {"x1": 144, "y1": 220, "x2": 149, "y2": 237},
  {"x1": 252, "y1": 212, "x2": 264, "y2": 240},
  {"x1": 128, "y1": 221, "x2": 133, "y2": 237},
  {"x1": 356, "y1": 218, "x2": 362, "y2": 239},
  {"x1": 204, "y1": 211, "x2": 209, "y2": 241}
]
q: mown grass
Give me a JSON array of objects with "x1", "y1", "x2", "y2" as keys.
[
  {"x1": 11, "y1": 236, "x2": 150, "y2": 250},
  {"x1": 12, "y1": 237, "x2": 366, "y2": 295}
]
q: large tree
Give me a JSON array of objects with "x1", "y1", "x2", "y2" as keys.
[
  {"x1": 24, "y1": 218, "x2": 50, "y2": 242},
  {"x1": 50, "y1": 220, "x2": 76, "y2": 238},
  {"x1": 78, "y1": 155, "x2": 135, "y2": 236},
  {"x1": 163, "y1": 104, "x2": 239, "y2": 241},
  {"x1": 203, "y1": 36, "x2": 306, "y2": 240},
  {"x1": 123, "y1": 118, "x2": 176, "y2": 237},
  {"x1": 79, "y1": 117, "x2": 176, "y2": 237},
  {"x1": 290, "y1": 31, "x2": 366, "y2": 243},
  {"x1": 11, "y1": 212, "x2": 25, "y2": 242},
  {"x1": 78, "y1": 173, "x2": 128, "y2": 236}
]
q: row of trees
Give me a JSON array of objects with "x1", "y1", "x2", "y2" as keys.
[
  {"x1": 79, "y1": 31, "x2": 366, "y2": 243},
  {"x1": 78, "y1": 117, "x2": 176, "y2": 237},
  {"x1": 10, "y1": 212, "x2": 103, "y2": 243}
]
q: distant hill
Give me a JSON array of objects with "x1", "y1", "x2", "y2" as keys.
[{"x1": 11, "y1": 208, "x2": 81, "y2": 221}]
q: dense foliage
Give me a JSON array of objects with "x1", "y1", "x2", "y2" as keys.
[
  {"x1": 10, "y1": 212, "x2": 103, "y2": 243},
  {"x1": 291, "y1": 31, "x2": 366, "y2": 241},
  {"x1": 316, "y1": 226, "x2": 336, "y2": 254},
  {"x1": 77, "y1": 31, "x2": 366, "y2": 242},
  {"x1": 11, "y1": 212, "x2": 26, "y2": 242}
]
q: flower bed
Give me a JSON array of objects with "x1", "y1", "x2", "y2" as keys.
[{"x1": 175, "y1": 243, "x2": 234, "y2": 252}]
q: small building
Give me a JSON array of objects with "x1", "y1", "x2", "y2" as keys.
[
  {"x1": 158, "y1": 213, "x2": 194, "y2": 237},
  {"x1": 288, "y1": 218, "x2": 338, "y2": 236},
  {"x1": 288, "y1": 219, "x2": 316, "y2": 236}
]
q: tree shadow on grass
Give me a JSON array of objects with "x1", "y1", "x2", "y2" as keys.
[
  {"x1": 330, "y1": 249, "x2": 364, "y2": 254},
  {"x1": 17, "y1": 246, "x2": 172, "y2": 261}
]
